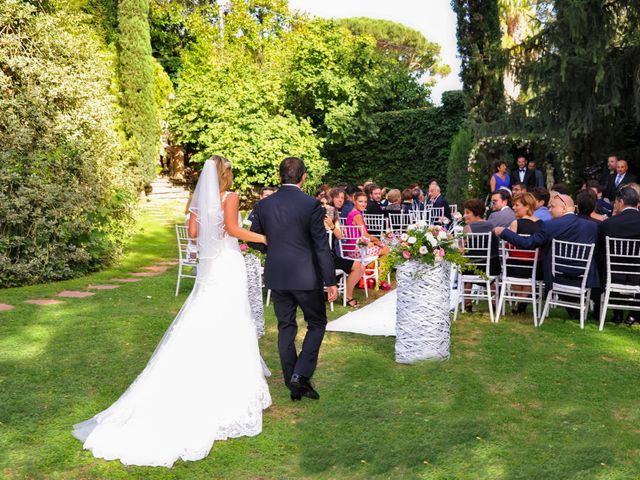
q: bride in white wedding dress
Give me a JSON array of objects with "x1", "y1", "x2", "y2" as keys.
[{"x1": 73, "y1": 157, "x2": 272, "y2": 467}]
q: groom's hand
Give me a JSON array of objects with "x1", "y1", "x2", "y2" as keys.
[{"x1": 327, "y1": 285, "x2": 338, "y2": 302}]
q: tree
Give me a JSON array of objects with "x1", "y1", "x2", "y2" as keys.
[
  {"x1": 452, "y1": 0, "x2": 505, "y2": 122},
  {"x1": 118, "y1": 0, "x2": 159, "y2": 184}
]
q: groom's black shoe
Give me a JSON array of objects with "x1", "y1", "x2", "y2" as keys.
[{"x1": 291, "y1": 374, "x2": 320, "y2": 400}]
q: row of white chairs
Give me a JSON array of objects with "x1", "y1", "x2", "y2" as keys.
[{"x1": 454, "y1": 232, "x2": 640, "y2": 330}]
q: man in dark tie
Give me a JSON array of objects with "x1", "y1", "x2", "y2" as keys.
[
  {"x1": 597, "y1": 187, "x2": 640, "y2": 325},
  {"x1": 605, "y1": 159, "x2": 637, "y2": 201}
]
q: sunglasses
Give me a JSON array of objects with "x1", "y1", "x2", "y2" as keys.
[{"x1": 553, "y1": 194, "x2": 568, "y2": 207}]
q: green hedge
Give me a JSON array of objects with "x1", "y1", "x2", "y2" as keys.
[{"x1": 326, "y1": 91, "x2": 466, "y2": 190}]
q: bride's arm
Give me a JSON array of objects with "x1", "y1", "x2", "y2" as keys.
[
  {"x1": 188, "y1": 212, "x2": 198, "y2": 238},
  {"x1": 224, "y1": 192, "x2": 267, "y2": 244}
]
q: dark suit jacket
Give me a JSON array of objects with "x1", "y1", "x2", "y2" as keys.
[
  {"x1": 604, "y1": 172, "x2": 638, "y2": 201},
  {"x1": 501, "y1": 213, "x2": 600, "y2": 290},
  {"x1": 365, "y1": 199, "x2": 384, "y2": 216},
  {"x1": 249, "y1": 185, "x2": 336, "y2": 290},
  {"x1": 511, "y1": 168, "x2": 534, "y2": 188},
  {"x1": 531, "y1": 169, "x2": 544, "y2": 188},
  {"x1": 427, "y1": 195, "x2": 451, "y2": 220},
  {"x1": 597, "y1": 208, "x2": 640, "y2": 285}
]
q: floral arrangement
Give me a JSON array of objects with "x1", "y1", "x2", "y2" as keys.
[{"x1": 383, "y1": 220, "x2": 471, "y2": 272}]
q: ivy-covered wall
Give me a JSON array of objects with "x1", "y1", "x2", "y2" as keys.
[{"x1": 327, "y1": 91, "x2": 466, "y2": 190}]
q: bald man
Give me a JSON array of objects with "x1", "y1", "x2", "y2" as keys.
[
  {"x1": 494, "y1": 194, "x2": 600, "y2": 294},
  {"x1": 605, "y1": 159, "x2": 637, "y2": 201}
]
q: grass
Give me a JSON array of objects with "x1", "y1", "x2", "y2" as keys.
[{"x1": 2, "y1": 202, "x2": 640, "y2": 479}]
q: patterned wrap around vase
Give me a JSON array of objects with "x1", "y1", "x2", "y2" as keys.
[
  {"x1": 243, "y1": 254, "x2": 265, "y2": 338},
  {"x1": 395, "y1": 261, "x2": 451, "y2": 363}
]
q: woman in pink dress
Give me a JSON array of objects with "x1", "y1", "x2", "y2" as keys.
[{"x1": 345, "y1": 192, "x2": 390, "y2": 258}]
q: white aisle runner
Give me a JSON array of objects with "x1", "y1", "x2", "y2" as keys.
[
  {"x1": 326, "y1": 291, "x2": 397, "y2": 336},
  {"x1": 326, "y1": 267, "x2": 460, "y2": 337}
]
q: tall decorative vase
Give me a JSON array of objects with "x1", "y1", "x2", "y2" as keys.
[
  {"x1": 243, "y1": 253, "x2": 265, "y2": 338},
  {"x1": 395, "y1": 260, "x2": 451, "y2": 363}
]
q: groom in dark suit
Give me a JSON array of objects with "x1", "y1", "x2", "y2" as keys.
[{"x1": 250, "y1": 157, "x2": 337, "y2": 401}]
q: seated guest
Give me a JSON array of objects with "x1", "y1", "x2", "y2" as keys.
[
  {"x1": 507, "y1": 193, "x2": 542, "y2": 314},
  {"x1": 427, "y1": 183, "x2": 452, "y2": 220},
  {"x1": 586, "y1": 180, "x2": 613, "y2": 216},
  {"x1": 329, "y1": 187, "x2": 346, "y2": 217},
  {"x1": 323, "y1": 209, "x2": 365, "y2": 308},
  {"x1": 365, "y1": 184, "x2": 384, "y2": 216},
  {"x1": 384, "y1": 189, "x2": 402, "y2": 212},
  {"x1": 530, "y1": 186, "x2": 552, "y2": 221},
  {"x1": 380, "y1": 187, "x2": 390, "y2": 209},
  {"x1": 488, "y1": 190, "x2": 516, "y2": 228},
  {"x1": 597, "y1": 187, "x2": 640, "y2": 324},
  {"x1": 494, "y1": 194, "x2": 600, "y2": 317},
  {"x1": 340, "y1": 185, "x2": 358, "y2": 219},
  {"x1": 490, "y1": 160, "x2": 511, "y2": 192},
  {"x1": 550, "y1": 183, "x2": 571, "y2": 196},
  {"x1": 461, "y1": 198, "x2": 500, "y2": 311},
  {"x1": 246, "y1": 186, "x2": 275, "y2": 224},
  {"x1": 345, "y1": 192, "x2": 390, "y2": 258},
  {"x1": 511, "y1": 181, "x2": 527, "y2": 196},
  {"x1": 401, "y1": 188, "x2": 415, "y2": 214},
  {"x1": 576, "y1": 189, "x2": 606, "y2": 223},
  {"x1": 409, "y1": 183, "x2": 424, "y2": 210}
]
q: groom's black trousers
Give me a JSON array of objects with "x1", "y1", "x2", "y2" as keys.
[{"x1": 271, "y1": 289, "x2": 327, "y2": 385}]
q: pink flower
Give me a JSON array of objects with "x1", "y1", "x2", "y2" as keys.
[
  {"x1": 379, "y1": 281, "x2": 391, "y2": 291},
  {"x1": 239, "y1": 243, "x2": 249, "y2": 252},
  {"x1": 438, "y1": 248, "x2": 446, "y2": 257},
  {"x1": 402, "y1": 250, "x2": 411, "y2": 259}
]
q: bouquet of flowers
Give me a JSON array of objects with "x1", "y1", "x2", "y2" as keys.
[
  {"x1": 385, "y1": 221, "x2": 470, "y2": 271},
  {"x1": 239, "y1": 243, "x2": 266, "y2": 264}
]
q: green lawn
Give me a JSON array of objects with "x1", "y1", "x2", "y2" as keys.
[{"x1": 2, "y1": 204, "x2": 640, "y2": 479}]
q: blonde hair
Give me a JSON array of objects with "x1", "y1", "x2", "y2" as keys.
[
  {"x1": 513, "y1": 192, "x2": 537, "y2": 216},
  {"x1": 211, "y1": 155, "x2": 233, "y2": 192},
  {"x1": 386, "y1": 188, "x2": 401, "y2": 204}
]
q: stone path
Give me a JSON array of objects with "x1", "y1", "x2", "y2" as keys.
[{"x1": 1, "y1": 258, "x2": 179, "y2": 313}]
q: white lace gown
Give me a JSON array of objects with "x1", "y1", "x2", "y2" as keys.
[{"x1": 73, "y1": 226, "x2": 271, "y2": 467}]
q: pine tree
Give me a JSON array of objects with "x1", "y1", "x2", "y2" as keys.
[{"x1": 118, "y1": 0, "x2": 158, "y2": 185}]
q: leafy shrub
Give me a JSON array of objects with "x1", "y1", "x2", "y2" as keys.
[{"x1": 0, "y1": 1, "x2": 137, "y2": 287}]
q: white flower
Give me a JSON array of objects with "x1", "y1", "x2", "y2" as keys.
[
  {"x1": 453, "y1": 211, "x2": 462, "y2": 221},
  {"x1": 416, "y1": 220, "x2": 427, "y2": 228},
  {"x1": 437, "y1": 229, "x2": 447, "y2": 240},
  {"x1": 435, "y1": 253, "x2": 444, "y2": 262},
  {"x1": 419, "y1": 246, "x2": 428, "y2": 255},
  {"x1": 407, "y1": 236, "x2": 417, "y2": 244},
  {"x1": 426, "y1": 232, "x2": 437, "y2": 247},
  {"x1": 400, "y1": 233, "x2": 409, "y2": 241},
  {"x1": 407, "y1": 224, "x2": 417, "y2": 232}
]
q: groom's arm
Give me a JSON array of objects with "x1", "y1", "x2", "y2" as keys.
[
  {"x1": 309, "y1": 201, "x2": 337, "y2": 288},
  {"x1": 248, "y1": 203, "x2": 267, "y2": 254}
]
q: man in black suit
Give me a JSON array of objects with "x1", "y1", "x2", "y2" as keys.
[
  {"x1": 597, "y1": 187, "x2": 640, "y2": 325},
  {"x1": 250, "y1": 157, "x2": 337, "y2": 401},
  {"x1": 511, "y1": 155, "x2": 534, "y2": 189},
  {"x1": 365, "y1": 184, "x2": 384, "y2": 215},
  {"x1": 604, "y1": 159, "x2": 637, "y2": 202}
]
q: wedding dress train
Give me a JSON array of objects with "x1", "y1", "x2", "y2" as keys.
[{"x1": 73, "y1": 177, "x2": 271, "y2": 467}]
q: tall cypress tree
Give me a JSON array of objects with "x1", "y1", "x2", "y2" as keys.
[
  {"x1": 118, "y1": 0, "x2": 158, "y2": 184},
  {"x1": 451, "y1": 0, "x2": 504, "y2": 123}
]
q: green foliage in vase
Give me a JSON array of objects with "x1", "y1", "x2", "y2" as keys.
[
  {"x1": 118, "y1": 0, "x2": 159, "y2": 185},
  {"x1": 0, "y1": 0, "x2": 137, "y2": 287}
]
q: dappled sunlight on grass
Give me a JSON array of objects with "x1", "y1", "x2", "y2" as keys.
[{"x1": 2, "y1": 202, "x2": 640, "y2": 478}]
